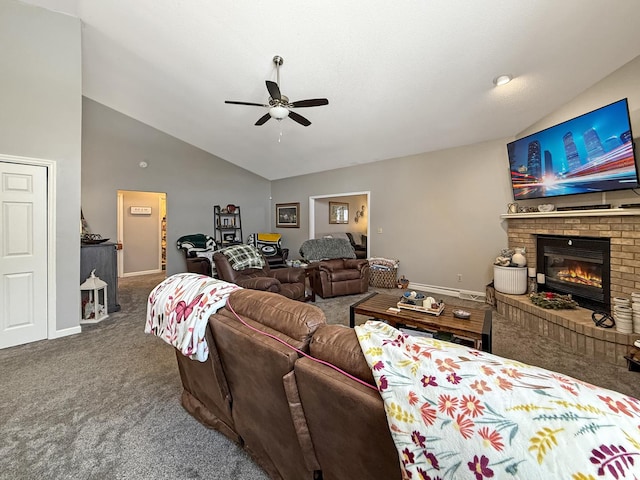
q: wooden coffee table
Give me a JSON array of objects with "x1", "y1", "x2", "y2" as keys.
[{"x1": 350, "y1": 292, "x2": 492, "y2": 352}]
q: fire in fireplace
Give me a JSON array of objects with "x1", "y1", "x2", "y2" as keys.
[
  {"x1": 552, "y1": 262, "x2": 602, "y2": 288},
  {"x1": 536, "y1": 235, "x2": 610, "y2": 312}
]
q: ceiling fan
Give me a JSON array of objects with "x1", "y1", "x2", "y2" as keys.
[{"x1": 225, "y1": 55, "x2": 329, "y2": 127}]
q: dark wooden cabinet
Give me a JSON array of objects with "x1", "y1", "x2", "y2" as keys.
[{"x1": 81, "y1": 243, "x2": 120, "y2": 312}]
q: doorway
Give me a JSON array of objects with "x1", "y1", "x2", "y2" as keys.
[
  {"x1": 309, "y1": 191, "x2": 370, "y2": 257},
  {"x1": 117, "y1": 190, "x2": 167, "y2": 277}
]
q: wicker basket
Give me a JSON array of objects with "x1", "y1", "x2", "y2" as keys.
[{"x1": 369, "y1": 268, "x2": 398, "y2": 288}]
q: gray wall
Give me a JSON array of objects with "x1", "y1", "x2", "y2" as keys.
[
  {"x1": 272, "y1": 54, "x2": 640, "y2": 294},
  {"x1": 81, "y1": 98, "x2": 272, "y2": 275},
  {"x1": 272, "y1": 140, "x2": 511, "y2": 293},
  {"x1": 0, "y1": 0, "x2": 82, "y2": 331}
]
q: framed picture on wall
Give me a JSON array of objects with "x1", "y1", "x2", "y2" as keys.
[
  {"x1": 329, "y1": 202, "x2": 349, "y2": 224},
  {"x1": 276, "y1": 202, "x2": 300, "y2": 228}
]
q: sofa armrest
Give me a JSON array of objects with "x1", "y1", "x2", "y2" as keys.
[
  {"x1": 344, "y1": 259, "x2": 369, "y2": 272},
  {"x1": 318, "y1": 259, "x2": 346, "y2": 273},
  {"x1": 271, "y1": 267, "x2": 305, "y2": 284},
  {"x1": 186, "y1": 256, "x2": 213, "y2": 276},
  {"x1": 235, "y1": 277, "x2": 281, "y2": 292}
]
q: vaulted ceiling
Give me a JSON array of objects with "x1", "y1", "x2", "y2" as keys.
[{"x1": 21, "y1": 0, "x2": 640, "y2": 180}]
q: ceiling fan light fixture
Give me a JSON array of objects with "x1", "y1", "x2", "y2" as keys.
[
  {"x1": 493, "y1": 74, "x2": 513, "y2": 87},
  {"x1": 269, "y1": 106, "x2": 289, "y2": 120}
]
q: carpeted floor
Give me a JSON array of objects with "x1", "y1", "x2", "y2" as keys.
[
  {"x1": 0, "y1": 273, "x2": 267, "y2": 480},
  {"x1": 1, "y1": 273, "x2": 638, "y2": 479}
]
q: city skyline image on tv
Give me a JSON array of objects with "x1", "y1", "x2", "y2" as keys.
[{"x1": 507, "y1": 98, "x2": 639, "y2": 200}]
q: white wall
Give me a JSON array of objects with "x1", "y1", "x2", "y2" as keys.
[{"x1": 0, "y1": 0, "x2": 82, "y2": 331}]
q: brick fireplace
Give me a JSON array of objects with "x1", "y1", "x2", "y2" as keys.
[{"x1": 497, "y1": 209, "x2": 640, "y2": 367}]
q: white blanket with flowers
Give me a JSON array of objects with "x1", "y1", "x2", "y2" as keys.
[
  {"x1": 355, "y1": 320, "x2": 640, "y2": 480},
  {"x1": 145, "y1": 273, "x2": 241, "y2": 361}
]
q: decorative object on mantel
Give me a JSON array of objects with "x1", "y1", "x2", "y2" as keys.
[
  {"x1": 537, "y1": 204, "x2": 555, "y2": 212},
  {"x1": 530, "y1": 291, "x2": 578, "y2": 309}
]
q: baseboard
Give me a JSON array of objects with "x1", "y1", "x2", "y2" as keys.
[
  {"x1": 407, "y1": 282, "x2": 486, "y2": 303},
  {"x1": 122, "y1": 269, "x2": 163, "y2": 278},
  {"x1": 51, "y1": 325, "x2": 82, "y2": 339}
]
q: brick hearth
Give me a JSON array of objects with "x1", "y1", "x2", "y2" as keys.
[
  {"x1": 495, "y1": 292, "x2": 639, "y2": 367},
  {"x1": 499, "y1": 209, "x2": 640, "y2": 367}
]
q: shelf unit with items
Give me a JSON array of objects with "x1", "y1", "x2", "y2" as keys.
[{"x1": 214, "y1": 204, "x2": 243, "y2": 247}]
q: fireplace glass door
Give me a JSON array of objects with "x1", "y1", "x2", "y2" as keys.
[{"x1": 537, "y1": 235, "x2": 610, "y2": 311}]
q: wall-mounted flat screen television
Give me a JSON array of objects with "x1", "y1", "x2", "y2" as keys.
[{"x1": 507, "y1": 98, "x2": 639, "y2": 200}]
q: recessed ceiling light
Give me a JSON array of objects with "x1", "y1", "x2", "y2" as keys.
[{"x1": 493, "y1": 74, "x2": 513, "y2": 86}]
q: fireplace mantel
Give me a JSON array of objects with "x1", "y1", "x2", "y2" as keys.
[{"x1": 501, "y1": 207, "x2": 640, "y2": 219}]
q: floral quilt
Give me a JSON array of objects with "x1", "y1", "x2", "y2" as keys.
[
  {"x1": 355, "y1": 320, "x2": 640, "y2": 480},
  {"x1": 145, "y1": 273, "x2": 241, "y2": 361}
]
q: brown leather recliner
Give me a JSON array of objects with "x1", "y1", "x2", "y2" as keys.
[
  {"x1": 311, "y1": 258, "x2": 370, "y2": 299},
  {"x1": 213, "y1": 251, "x2": 306, "y2": 301}
]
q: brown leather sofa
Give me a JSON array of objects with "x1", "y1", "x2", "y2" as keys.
[
  {"x1": 173, "y1": 289, "x2": 401, "y2": 480},
  {"x1": 213, "y1": 251, "x2": 306, "y2": 301}
]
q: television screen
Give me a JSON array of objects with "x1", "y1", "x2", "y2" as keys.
[{"x1": 507, "y1": 98, "x2": 639, "y2": 200}]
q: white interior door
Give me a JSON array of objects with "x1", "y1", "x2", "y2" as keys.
[{"x1": 0, "y1": 162, "x2": 48, "y2": 349}]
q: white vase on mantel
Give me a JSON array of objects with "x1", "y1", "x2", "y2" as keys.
[{"x1": 511, "y1": 248, "x2": 527, "y2": 267}]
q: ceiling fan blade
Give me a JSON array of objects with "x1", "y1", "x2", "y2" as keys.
[
  {"x1": 265, "y1": 80, "x2": 281, "y2": 101},
  {"x1": 255, "y1": 113, "x2": 271, "y2": 126},
  {"x1": 225, "y1": 100, "x2": 269, "y2": 107},
  {"x1": 290, "y1": 98, "x2": 329, "y2": 108},
  {"x1": 288, "y1": 110, "x2": 311, "y2": 127}
]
